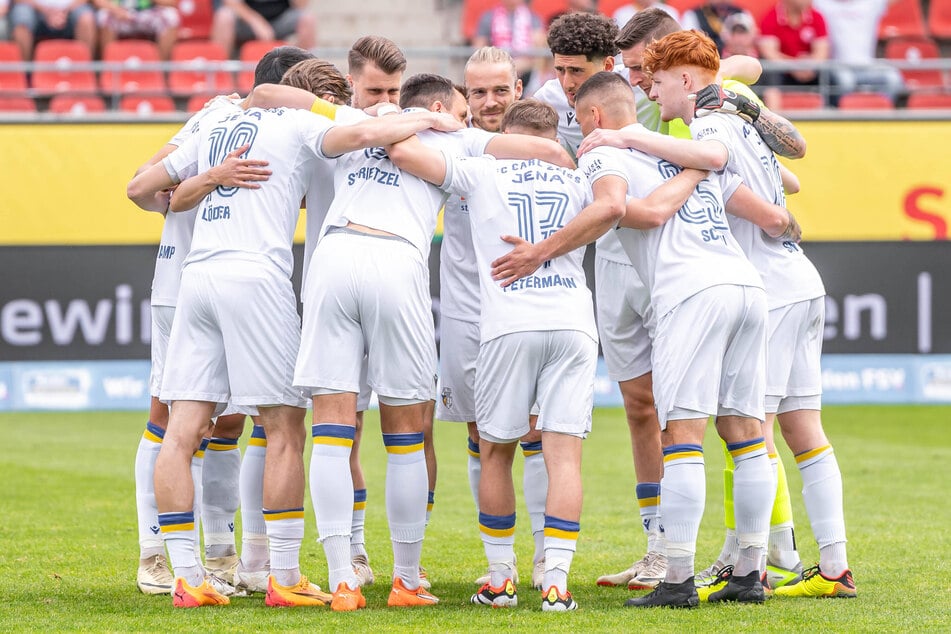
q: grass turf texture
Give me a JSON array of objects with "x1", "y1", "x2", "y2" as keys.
[{"x1": 1, "y1": 405, "x2": 949, "y2": 632}]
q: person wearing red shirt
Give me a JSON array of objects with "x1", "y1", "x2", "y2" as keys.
[{"x1": 758, "y1": 0, "x2": 832, "y2": 104}]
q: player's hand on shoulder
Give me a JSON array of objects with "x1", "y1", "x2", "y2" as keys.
[
  {"x1": 692, "y1": 84, "x2": 760, "y2": 123},
  {"x1": 577, "y1": 128, "x2": 628, "y2": 157},
  {"x1": 429, "y1": 112, "x2": 466, "y2": 133},
  {"x1": 491, "y1": 235, "x2": 543, "y2": 287}
]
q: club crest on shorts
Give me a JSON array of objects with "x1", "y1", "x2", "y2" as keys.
[{"x1": 441, "y1": 387, "x2": 453, "y2": 409}]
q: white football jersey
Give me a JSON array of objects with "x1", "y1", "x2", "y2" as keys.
[
  {"x1": 150, "y1": 97, "x2": 240, "y2": 307},
  {"x1": 442, "y1": 155, "x2": 597, "y2": 344},
  {"x1": 580, "y1": 124, "x2": 763, "y2": 318},
  {"x1": 690, "y1": 114, "x2": 825, "y2": 309},
  {"x1": 302, "y1": 105, "x2": 371, "y2": 292},
  {"x1": 164, "y1": 107, "x2": 335, "y2": 278},
  {"x1": 322, "y1": 113, "x2": 494, "y2": 259},
  {"x1": 533, "y1": 79, "x2": 582, "y2": 158},
  {"x1": 440, "y1": 192, "x2": 481, "y2": 322}
]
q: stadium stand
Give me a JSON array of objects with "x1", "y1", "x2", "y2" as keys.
[
  {"x1": 776, "y1": 90, "x2": 824, "y2": 110},
  {"x1": 168, "y1": 40, "x2": 235, "y2": 96},
  {"x1": 906, "y1": 91, "x2": 951, "y2": 108},
  {"x1": 237, "y1": 39, "x2": 287, "y2": 93},
  {"x1": 461, "y1": 0, "x2": 497, "y2": 43},
  {"x1": 928, "y1": 0, "x2": 951, "y2": 40},
  {"x1": 186, "y1": 93, "x2": 219, "y2": 112},
  {"x1": 0, "y1": 42, "x2": 29, "y2": 96},
  {"x1": 99, "y1": 40, "x2": 166, "y2": 96},
  {"x1": 837, "y1": 92, "x2": 894, "y2": 110},
  {"x1": 0, "y1": 96, "x2": 37, "y2": 112},
  {"x1": 530, "y1": 0, "x2": 569, "y2": 25},
  {"x1": 30, "y1": 39, "x2": 98, "y2": 96},
  {"x1": 48, "y1": 94, "x2": 107, "y2": 114},
  {"x1": 884, "y1": 36, "x2": 946, "y2": 91},
  {"x1": 119, "y1": 94, "x2": 177, "y2": 114},
  {"x1": 877, "y1": 0, "x2": 926, "y2": 40},
  {"x1": 177, "y1": 0, "x2": 215, "y2": 41}
]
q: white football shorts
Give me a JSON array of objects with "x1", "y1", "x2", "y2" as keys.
[
  {"x1": 766, "y1": 297, "x2": 824, "y2": 414},
  {"x1": 160, "y1": 259, "x2": 309, "y2": 414},
  {"x1": 595, "y1": 256, "x2": 653, "y2": 382},
  {"x1": 435, "y1": 315, "x2": 479, "y2": 422},
  {"x1": 475, "y1": 330, "x2": 597, "y2": 442},
  {"x1": 651, "y1": 284, "x2": 767, "y2": 429},
  {"x1": 295, "y1": 230, "x2": 437, "y2": 402}
]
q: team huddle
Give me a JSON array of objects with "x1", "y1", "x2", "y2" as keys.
[{"x1": 125, "y1": 7, "x2": 853, "y2": 613}]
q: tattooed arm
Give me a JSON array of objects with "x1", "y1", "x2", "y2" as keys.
[{"x1": 753, "y1": 108, "x2": 807, "y2": 159}]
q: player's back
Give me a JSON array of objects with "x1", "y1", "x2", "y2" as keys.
[
  {"x1": 181, "y1": 106, "x2": 333, "y2": 278},
  {"x1": 323, "y1": 123, "x2": 492, "y2": 259},
  {"x1": 444, "y1": 154, "x2": 597, "y2": 344},
  {"x1": 581, "y1": 124, "x2": 762, "y2": 317},
  {"x1": 692, "y1": 113, "x2": 824, "y2": 308}
]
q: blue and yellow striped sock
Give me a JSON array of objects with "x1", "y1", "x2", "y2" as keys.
[
  {"x1": 351, "y1": 488, "x2": 368, "y2": 559},
  {"x1": 240, "y1": 425, "x2": 268, "y2": 569},
  {"x1": 263, "y1": 507, "x2": 305, "y2": 586},
  {"x1": 202, "y1": 436, "x2": 240, "y2": 557},
  {"x1": 311, "y1": 423, "x2": 356, "y2": 590},
  {"x1": 136, "y1": 422, "x2": 165, "y2": 558},
  {"x1": 426, "y1": 489, "x2": 435, "y2": 525},
  {"x1": 636, "y1": 482, "x2": 662, "y2": 552},
  {"x1": 661, "y1": 444, "x2": 705, "y2": 583},
  {"x1": 796, "y1": 444, "x2": 848, "y2": 575},
  {"x1": 480, "y1": 511, "x2": 516, "y2": 587},
  {"x1": 383, "y1": 432, "x2": 427, "y2": 588},
  {"x1": 158, "y1": 511, "x2": 201, "y2": 584},
  {"x1": 543, "y1": 515, "x2": 580, "y2": 593}
]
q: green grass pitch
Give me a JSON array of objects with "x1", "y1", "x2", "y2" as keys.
[{"x1": 1, "y1": 405, "x2": 949, "y2": 632}]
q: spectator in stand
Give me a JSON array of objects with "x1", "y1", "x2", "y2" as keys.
[
  {"x1": 758, "y1": 0, "x2": 831, "y2": 105},
  {"x1": 93, "y1": 0, "x2": 179, "y2": 60},
  {"x1": 610, "y1": 1, "x2": 680, "y2": 29},
  {"x1": 812, "y1": 0, "x2": 902, "y2": 101},
  {"x1": 473, "y1": 0, "x2": 545, "y2": 86},
  {"x1": 681, "y1": 0, "x2": 743, "y2": 51},
  {"x1": 10, "y1": 0, "x2": 96, "y2": 59},
  {"x1": 211, "y1": 0, "x2": 315, "y2": 58},
  {"x1": 720, "y1": 10, "x2": 758, "y2": 59}
]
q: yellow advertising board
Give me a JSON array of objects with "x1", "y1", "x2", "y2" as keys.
[{"x1": 0, "y1": 120, "x2": 947, "y2": 244}]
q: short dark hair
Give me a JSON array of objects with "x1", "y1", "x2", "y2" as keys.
[
  {"x1": 547, "y1": 12, "x2": 618, "y2": 60},
  {"x1": 253, "y1": 46, "x2": 315, "y2": 87},
  {"x1": 348, "y1": 35, "x2": 407, "y2": 75},
  {"x1": 616, "y1": 7, "x2": 681, "y2": 50},
  {"x1": 501, "y1": 99, "x2": 558, "y2": 135},
  {"x1": 399, "y1": 73, "x2": 455, "y2": 110},
  {"x1": 575, "y1": 70, "x2": 632, "y2": 107}
]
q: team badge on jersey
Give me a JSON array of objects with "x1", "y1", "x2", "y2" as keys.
[{"x1": 441, "y1": 387, "x2": 453, "y2": 409}]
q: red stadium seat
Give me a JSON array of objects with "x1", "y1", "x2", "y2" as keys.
[
  {"x1": 237, "y1": 40, "x2": 287, "y2": 93},
  {"x1": 837, "y1": 92, "x2": 894, "y2": 110},
  {"x1": 462, "y1": 0, "x2": 498, "y2": 43},
  {"x1": 119, "y1": 95, "x2": 177, "y2": 115},
  {"x1": 168, "y1": 40, "x2": 235, "y2": 97},
  {"x1": 666, "y1": 0, "x2": 704, "y2": 17},
  {"x1": 928, "y1": 0, "x2": 951, "y2": 39},
  {"x1": 48, "y1": 94, "x2": 106, "y2": 114},
  {"x1": 30, "y1": 39, "x2": 97, "y2": 96},
  {"x1": 530, "y1": 0, "x2": 569, "y2": 26},
  {"x1": 0, "y1": 42, "x2": 28, "y2": 96},
  {"x1": 178, "y1": 0, "x2": 215, "y2": 41},
  {"x1": 906, "y1": 92, "x2": 951, "y2": 108},
  {"x1": 777, "y1": 90, "x2": 824, "y2": 110},
  {"x1": 186, "y1": 93, "x2": 219, "y2": 113},
  {"x1": 100, "y1": 40, "x2": 166, "y2": 96},
  {"x1": 884, "y1": 36, "x2": 945, "y2": 90},
  {"x1": 0, "y1": 96, "x2": 37, "y2": 112},
  {"x1": 598, "y1": 0, "x2": 632, "y2": 18},
  {"x1": 877, "y1": 0, "x2": 926, "y2": 40}
]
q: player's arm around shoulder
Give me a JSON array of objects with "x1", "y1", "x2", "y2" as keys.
[
  {"x1": 484, "y1": 134, "x2": 575, "y2": 169},
  {"x1": 386, "y1": 135, "x2": 449, "y2": 188},
  {"x1": 321, "y1": 111, "x2": 463, "y2": 158},
  {"x1": 621, "y1": 168, "x2": 709, "y2": 229},
  {"x1": 725, "y1": 183, "x2": 800, "y2": 241}
]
